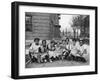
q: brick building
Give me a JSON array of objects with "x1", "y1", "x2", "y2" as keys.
[{"x1": 25, "y1": 12, "x2": 61, "y2": 40}]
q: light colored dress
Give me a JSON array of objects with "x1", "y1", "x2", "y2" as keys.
[
  {"x1": 79, "y1": 44, "x2": 89, "y2": 61},
  {"x1": 54, "y1": 46, "x2": 62, "y2": 57},
  {"x1": 48, "y1": 44, "x2": 56, "y2": 58},
  {"x1": 29, "y1": 43, "x2": 40, "y2": 58},
  {"x1": 71, "y1": 44, "x2": 78, "y2": 56}
]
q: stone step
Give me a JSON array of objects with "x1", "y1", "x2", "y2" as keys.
[
  {"x1": 25, "y1": 36, "x2": 51, "y2": 40},
  {"x1": 32, "y1": 16, "x2": 50, "y2": 20},
  {"x1": 33, "y1": 27, "x2": 50, "y2": 30},
  {"x1": 33, "y1": 23, "x2": 50, "y2": 27},
  {"x1": 26, "y1": 12, "x2": 50, "y2": 16},
  {"x1": 32, "y1": 19, "x2": 50, "y2": 23}
]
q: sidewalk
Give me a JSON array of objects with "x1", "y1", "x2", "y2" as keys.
[{"x1": 26, "y1": 60, "x2": 89, "y2": 68}]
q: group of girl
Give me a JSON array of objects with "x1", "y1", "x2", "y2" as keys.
[{"x1": 29, "y1": 38, "x2": 89, "y2": 63}]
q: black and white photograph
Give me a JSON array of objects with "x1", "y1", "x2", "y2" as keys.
[
  {"x1": 11, "y1": 1, "x2": 97, "y2": 79},
  {"x1": 25, "y1": 13, "x2": 90, "y2": 68}
]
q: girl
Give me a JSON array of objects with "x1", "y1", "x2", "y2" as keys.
[
  {"x1": 29, "y1": 38, "x2": 41, "y2": 63},
  {"x1": 39, "y1": 40, "x2": 49, "y2": 63},
  {"x1": 48, "y1": 40, "x2": 56, "y2": 62}
]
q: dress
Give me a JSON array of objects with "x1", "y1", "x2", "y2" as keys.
[
  {"x1": 48, "y1": 44, "x2": 56, "y2": 58},
  {"x1": 29, "y1": 43, "x2": 40, "y2": 58}
]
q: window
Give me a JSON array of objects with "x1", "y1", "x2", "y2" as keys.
[{"x1": 25, "y1": 15, "x2": 32, "y2": 31}]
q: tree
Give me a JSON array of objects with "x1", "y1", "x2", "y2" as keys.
[{"x1": 71, "y1": 15, "x2": 89, "y2": 38}]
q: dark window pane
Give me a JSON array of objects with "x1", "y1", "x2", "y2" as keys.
[{"x1": 25, "y1": 15, "x2": 32, "y2": 32}]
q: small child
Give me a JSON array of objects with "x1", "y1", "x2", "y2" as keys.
[
  {"x1": 39, "y1": 40, "x2": 49, "y2": 63},
  {"x1": 29, "y1": 38, "x2": 41, "y2": 63},
  {"x1": 54, "y1": 42, "x2": 63, "y2": 60},
  {"x1": 48, "y1": 40, "x2": 56, "y2": 62},
  {"x1": 75, "y1": 40, "x2": 88, "y2": 62},
  {"x1": 61, "y1": 38, "x2": 71, "y2": 60}
]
